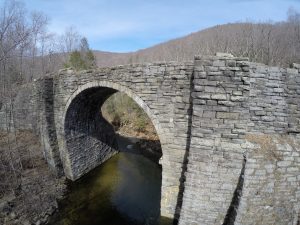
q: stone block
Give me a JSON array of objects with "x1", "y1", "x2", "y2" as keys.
[
  {"x1": 232, "y1": 91, "x2": 243, "y2": 96},
  {"x1": 231, "y1": 96, "x2": 245, "y2": 102},
  {"x1": 277, "y1": 161, "x2": 292, "y2": 167},
  {"x1": 202, "y1": 111, "x2": 216, "y2": 118},
  {"x1": 216, "y1": 112, "x2": 240, "y2": 119},
  {"x1": 216, "y1": 52, "x2": 234, "y2": 58},
  {"x1": 287, "y1": 68, "x2": 298, "y2": 74},
  {"x1": 221, "y1": 133, "x2": 239, "y2": 138},
  {"x1": 242, "y1": 66, "x2": 250, "y2": 72},
  {"x1": 273, "y1": 88, "x2": 284, "y2": 93},
  {"x1": 211, "y1": 94, "x2": 227, "y2": 100},
  {"x1": 213, "y1": 60, "x2": 226, "y2": 67},
  {"x1": 207, "y1": 100, "x2": 218, "y2": 106},
  {"x1": 254, "y1": 110, "x2": 266, "y2": 116},
  {"x1": 226, "y1": 60, "x2": 236, "y2": 67},
  {"x1": 194, "y1": 85, "x2": 205, "y2": 91},
  {"x1": 218, "y1": 101, "x2": 235, "y2": 107},
  {"x1": 261, "y1": 116, "x2": 275, "y2": 122},
  {"x1": 192, "y1": 92, "x2": 211, "y2": 99}
]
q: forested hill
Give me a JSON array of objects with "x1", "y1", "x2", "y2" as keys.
[{"x1": 94, "y1": 20, "x2": 300, "y2": 68}]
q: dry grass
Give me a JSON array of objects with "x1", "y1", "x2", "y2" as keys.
[{"x1": 245, "y1": 134, "x2": 283, "y2": 161}]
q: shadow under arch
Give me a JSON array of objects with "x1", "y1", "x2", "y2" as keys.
[{"x1": 60, "y1": 81, "x2": 165, "y2": 181}]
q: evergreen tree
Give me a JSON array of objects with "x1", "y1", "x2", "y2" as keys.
[
  {"x1": 86, "y1": 50, "x2": 96, "y2": 68},
  {"x1": 66, "y1": 50, "x2": 86, "y2": 70},
  {"x1": 65, "y1": 37, "x2": 96, "y2": 70}
]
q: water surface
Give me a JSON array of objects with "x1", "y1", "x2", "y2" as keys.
[{"x1": 48, "y1": 143, "x2": 170, "y2": 225}]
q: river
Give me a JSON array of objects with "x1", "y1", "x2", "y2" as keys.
[{"x1": 48, "y1": 136, "x2": 171, "y2": 225}]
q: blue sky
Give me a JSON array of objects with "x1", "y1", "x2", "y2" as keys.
[{"x1": 3, "y1": 0, "x2": 300, "y2": 52}]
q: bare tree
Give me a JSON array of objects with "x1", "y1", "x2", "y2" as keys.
[
  {"x1": 59, "y1": 26, "x2": 81, "y2": 53},
  {"x1": 0, "y1": 1, "x2": 52, "y2": 202}
]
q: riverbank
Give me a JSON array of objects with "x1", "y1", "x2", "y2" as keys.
[
  {"x1": 0, "y1": 131, "x2": 66, "y2": 225},
  {"x1": 116, "y1": 133, "x2": 162, "y2": 163}
]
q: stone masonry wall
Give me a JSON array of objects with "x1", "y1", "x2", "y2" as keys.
[
  {"x1": 179, "y1": 55, "x2": 300, "y2": 225},
  {"x1": 235, "y1": 134, "x2": 300, "y2": 225},
  {"x1": 0, "y1": 83, "x2": 39, "y2": 132},
  {"x1": 233, "y1": 63, "x2": 300, "y2": 225},
  {"x1": 0, "y1": 55, "x2": 299, "y2": 225},
  {"x1": 179, "y1": 54, "x2": 251, "y2": 225},
  {"x1": 248, "y1": 63, "x2": 300, "y2": 134}
]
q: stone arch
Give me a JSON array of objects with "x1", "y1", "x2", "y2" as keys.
[{"x1": 61, "y1": 81, "x2": 164, "y2": 180}]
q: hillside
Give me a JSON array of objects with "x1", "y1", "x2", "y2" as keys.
[{"x1": 94, "y1": 21, "x2": 300, "y2": 68}]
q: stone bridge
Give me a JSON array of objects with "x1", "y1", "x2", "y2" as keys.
[{"x1": 0, "y1": 54, "x2": 299, "y2": 225}]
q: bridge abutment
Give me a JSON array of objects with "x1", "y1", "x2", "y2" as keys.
[{"x1": 179, "y1": 55, "x2": 300, "y2": 225}]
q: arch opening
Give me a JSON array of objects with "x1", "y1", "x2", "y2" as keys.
[
  {"x1": 63, "y1": 81, "x2": 163, "y2": 180},
  {"x1": 101, "y1": 92, "x2": 162, "y2": 162}
]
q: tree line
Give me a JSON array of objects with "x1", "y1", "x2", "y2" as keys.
[
  {"x1": 93, "y1": 7, "x2": 300, "y2": 68},
  {"x1": 132, "y1": 7, "x2": 300, "y2": 67}
]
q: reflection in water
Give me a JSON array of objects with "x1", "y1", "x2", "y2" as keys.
[{"x1": 49, "y1": 150, "x2": 171, "y2": 225}]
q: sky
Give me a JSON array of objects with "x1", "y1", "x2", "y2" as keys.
[{"x1": 3, "y1": 0, "x2": 300, "y2": 52}]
